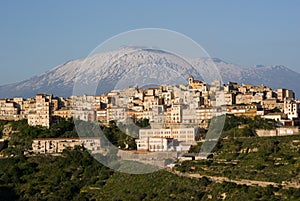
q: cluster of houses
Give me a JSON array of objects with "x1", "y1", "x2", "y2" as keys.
[{"x1": 0, "y1": 75, "x2": 299, "y2": 155}]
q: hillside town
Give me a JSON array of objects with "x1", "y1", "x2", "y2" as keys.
[{"x1": 0, "y1": 75, "x2": 299, "y2": 155}]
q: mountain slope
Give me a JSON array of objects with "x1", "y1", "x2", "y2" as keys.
[
  {"x1": 215, "y1": 60, "x2": 300, "y2": 96},
  {"x1": 0, "y1": 47, "x2": 299, "y2": 98}
]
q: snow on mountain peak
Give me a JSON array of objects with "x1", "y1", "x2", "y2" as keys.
[{"x1": 0, "y1": 46, "x2": 299, "y2": 98}]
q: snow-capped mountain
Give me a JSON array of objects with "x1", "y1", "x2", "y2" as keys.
[{"x1": 0, "y1": 47, "x2": 299, "y2": 98}]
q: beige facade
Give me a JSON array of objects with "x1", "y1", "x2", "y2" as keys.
[
  {"x1": 0, "y1": 99, "x2": 20, "y2": 120},
  {"x1": 169, "y1": 104, "x2": 182, "y2": 123},
  {"x1": 96, "y1": 109, "x2": 107, "y2": 122},
  {"x1": 196, "y1": 107, "x2": 214, "y2": 120},
  {"x1": 223, "y1": 92, "x2": 235, "y2": 105},
  {"x1": 277, "y1": 88, "x2": 295, "y2": 101},
  {"x1": 72, "y1": 110, "x2": 96, "y2": 122},
  {"x1": 143, "y1": 95, "x2": 162, "y2": 111},
  {"x1": 106, "y1": 107, "x2": 126, "y2": 122},
  {"x1": 236, "y1": 92, "x2": 254, "y2": 105},
  {"x1": 53, "y1": 109, "x2": 72, "y2": 119},
  {"x1": 31, "y1": 138, "x2": 101, "y2": 154},
  {"x1": 256, "y1": 127, "x2": 299, "y2": 137},
  {"x1": 262, "y1": 113, "x2": 286, "y2": 122},
  {"x1": 262, "y1": 98, "x2": 281, "y2": 110},
  {"x1": 188, "y1": 75, "x2": 208, "y2": 91},
  {"x1": 21, "y1": 98, "x2": 36, "y2": 118},
  {"x1": 226, "y1": 104, "x2": 259, "y2": 118},
  {"x1": 28, "y1": 94, "x2": 51, "y2": 128}
]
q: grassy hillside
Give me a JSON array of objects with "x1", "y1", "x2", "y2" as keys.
[{"x1": 1, "y1": 149, "x2": 300, "y2": 201}]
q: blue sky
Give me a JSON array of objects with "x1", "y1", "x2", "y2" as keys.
[{"x1": 0, "y1": 1, "x2": 299, "y2": 85}]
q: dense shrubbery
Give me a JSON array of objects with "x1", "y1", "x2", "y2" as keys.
[
  {"x1": 100, "y1": 121, "x2": 137, "y2": 150},
  {"x1": 0, "y1": 119, "x2": 137, "y2": 155},
  {"x1": 221, "y1": 115, "x2": 277, "y2": 138},
  {"x1": 2, "y1": 149, "x2": 299, "y2": 201},
  {"x1": 0, "y1": 148, "x2": 113, "y2": 201},
  {"x1": 1, "y1": 155, "x2": 300, "y2": 200},
  {"x1": 0, "y1": 119, "x2": 76, "y2": 156},
  {"x1": 179, "y1": 134, "x2": 300, "y2": 184},
  {"x1": 0, "y1": 117, "x2": 300, "y2": 200}
]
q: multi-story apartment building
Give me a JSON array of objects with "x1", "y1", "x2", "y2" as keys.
[
  {"x1": 284, "y1": 99, "x2": 300, "y2": 120},
  {"x1": 236, "y1": 92, "x2": 255, "y2": 105},
  {"x1": 28, "y1": 94, "x2": 51, "y2": 128},
  {"x1": 196, "y1": 106, "x2": 214, "y2": 121},
  {"x1": 21, "y1": 98, "x2": 36, "y2": 119},
  {"x1": 136, "y1": 137, "x2": 177, "y2": 151},
  {"x1": 143, "y1": 95, "x2": 162, "y2": 111},
  {"x1": 277, "y1": 88, "x2": 295, "y2": 101},
  {"x1": 53, "y1": 109, "x2": 72, "y2": 119},
  {"x1": 96, "y1": 109, "x2": 107, "y2": 122},
  {"x1": 169, "y1": 104, "x2": 182, "y2": 123},
  {"x1": 262, "y1": 98, "x2": 281, "y2": 110},
  {"x1": 138, "y1": 127, "x2": 198, "y2": 143},
  {"x1": 266, "y1": 91, "x2": 277, "y2": 99},
  {"x1": 31, "y1": 138, "x2": 102, "y2": 154},
  {"x1": 181, "y1": 109, "x2": 198, "y2": 124},
  {"x1": 106, "y1": 107, "x2": 126, "y2": 122},
  {"x1": 226, "y1": 104, "x2": 260, "y2": 118},
  {"x1": 148, "y1": 105, "x2": 165, "y2": 123},
  {"x1": 0, "y1": 99, "x2": 20, "y2": 120},
  {"x1": 73, "y1": 110, "x2": 96, "y2": 122},
  {"x1": 223, "y1": 92, "x2": 235, "y2": 105}
]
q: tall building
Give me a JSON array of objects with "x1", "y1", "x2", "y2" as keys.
[
  {"x1": 284, "y1": 99, "x2": 300, "y2": 120},
  {"x1": 0, "y1": 99, "x2": 20, "y2": 120},
  {"x1": 28, "y1": 94, "x2": 51, "y2": 128},
  {"x1": 277, "y1": 89, "x2": 295, "y2": 101}
]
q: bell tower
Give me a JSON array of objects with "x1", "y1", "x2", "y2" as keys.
[{"x1": 188, "y1": 75, "x2": 194, "y2": 85}]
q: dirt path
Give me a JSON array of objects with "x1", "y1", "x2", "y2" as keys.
[{"x1": 170, "y1": 170, "x2": 300, "y2": 189}]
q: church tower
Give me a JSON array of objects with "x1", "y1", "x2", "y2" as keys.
[{"x1": 188, "y1": 75, "x2": 194, "y2": 85}]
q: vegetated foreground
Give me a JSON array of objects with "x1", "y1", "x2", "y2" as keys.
[
  {"x1": 1, "y1": 119, "x2": 300, "y2": 200},
  {"x1": 1, "y1": 148, "x2": 300, "y2": 201},
  {"x1": 178, "y1": 134, "x2": 300, "y2": 185},
  {"x1": 179, "y1": 115, "x2": 300, "y2": 187}
]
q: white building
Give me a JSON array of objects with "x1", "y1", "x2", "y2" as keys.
[
  {"x1": 262, "y1": 113, "x2": 285, "y2": 122},
  {"x1": 284, "y1": 99, "x2": 300, "y2": 120},
  {"x1": 73, "y1": 110, "x2": 96, "y2": 122},
  {"x1": 138, "y1": 127, "x2": 198, "y2": 143},
  {"x1": 136, "y1": 137, "x2": 178, "y2": 152},
  {"x1": 106, "y1": 107, "x2": 126, "y2": 122}
]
